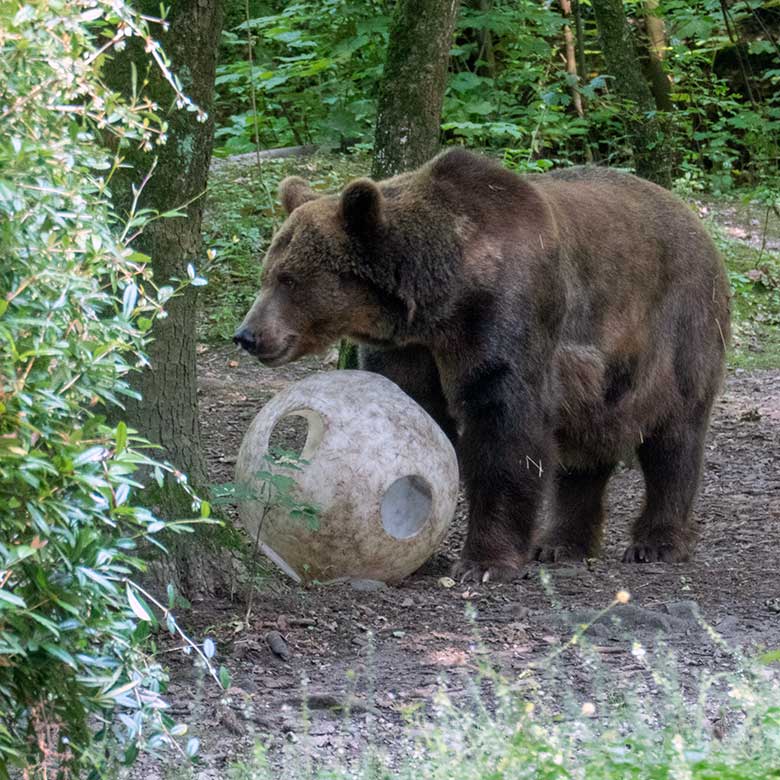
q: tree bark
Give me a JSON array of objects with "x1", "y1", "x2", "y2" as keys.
[
  {"x1": 641, "y1": 0, "x2": 673, "y2": 112},
  {"x1": 340, "y1": 0, "x2": 460, "y2": 369},
  {"x1": 559, "y1": 0, "x2": 585, "y2": 118},
  {"x1": 591, "y1": 0, "x2": 672, "y2": 187},
  {"x1": 103, "y1": 1, "x2": 225, "y2": 594},
  {"x1": 473, "y1": 0, "x2": 497, "y2": 78},
  {"x1": 371, "y1": 0, "x2": 461, "y2": 179},
  {"x1": 573, "y1": 0, "x2": 587, "y2": 87}
]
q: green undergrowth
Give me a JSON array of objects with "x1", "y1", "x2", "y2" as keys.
[
  {"x1": 202, "y1": 154, "x2": 780, "y2": 369},
  {"x1": 226, "y1": 591, "x2": 780, "y2": 780},
  {"x1": 700, "y1": 196, "x2": 780, "y2": 371},
  {"x1": 201, "y1": 153, "x2": 369, "y2": 341}
]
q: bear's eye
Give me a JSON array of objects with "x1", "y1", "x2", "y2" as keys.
[{"x1": 277, "y1": 273, "x2": 297, "y2": 290}]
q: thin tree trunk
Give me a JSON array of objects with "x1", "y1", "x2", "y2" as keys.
[
  {"x1": 719, "y1": 0, "x2": 758, "y2": 108},
  {"x1": 475, "y1": 0, "x2": 497, "y2": 78},
  {"x1": 642, "y1": 0, "x2": 673, "y2": 112},
  {"x1": 590, "y1": 0, "x2": 672, "y2": 187},
  {"x1": 573, "y1": 0, "x2": 587, "y2": 86},
  {"x1": 372, "y1": 0, "x2": 461, "y2": 179},
  {"x1": 559, "y1": 0, "x2": 585, "y2": 118},
  {"x1": 104, "y1": 1, "x2": 225, "y2": 595}
]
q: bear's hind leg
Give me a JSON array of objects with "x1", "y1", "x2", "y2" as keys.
[
  {"x1": 623, "y1": 412, "x2": 709, "y2": 563},
  {"x1": 534, "y1": 463, "x2": 615, "y2": 563}
]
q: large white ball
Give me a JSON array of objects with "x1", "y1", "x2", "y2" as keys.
[{"x1": 235, "y1": 370, "x2": 459, "y2": 584}]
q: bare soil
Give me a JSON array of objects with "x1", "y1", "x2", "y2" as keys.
[{"x1": 129, "y1": 347, "x2": 780, "y2": 779}]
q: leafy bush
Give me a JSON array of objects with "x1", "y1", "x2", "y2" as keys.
[
  {"x1": 664, "y1": 0, "x2": 780, "y2": 191},
  {"x1": 214, "y1": 0, "x2": 390, "y2": 154},
  {"x1": 0, "y1": 2, "x2": 218, "y2": 775}
]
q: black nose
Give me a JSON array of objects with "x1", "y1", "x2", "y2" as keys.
[{"x1": 233, "y1": 327, "x2": 256, "y2": 353}]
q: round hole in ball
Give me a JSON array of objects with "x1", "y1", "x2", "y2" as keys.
[
  {"x1": 267, "y1": 409, "x2": 324, "y2": 462},
  {"x1": 380, "y1": 475, "x2": 433, "y2": 540}
]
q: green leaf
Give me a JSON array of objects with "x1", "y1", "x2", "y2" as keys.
[
  {"x1": 42, "y1": 643, "x2": 78, "y2": 670},
  {"x1": 115, "y1": 421, "x2": 128, "y2": 452},
  {"x1": 122, "y1": 282, "x2": 137, "y2": 318},
  {"x1": 759, "y1": 649, "x2": 780, "y2": 665},
  {"x1": 0, "y1": 589, "x2": 27, "y2": 609},
  {"x1": 126, "y1": 584, "x2": 154, "y2": 623}
]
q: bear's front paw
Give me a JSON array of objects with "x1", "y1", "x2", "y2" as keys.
[
  {"x1": 622, "y1": 543, "x2": 689, "y2": 563},
  {"x1": 451, "y1": 557, "x2": 524, "y2": 583}
]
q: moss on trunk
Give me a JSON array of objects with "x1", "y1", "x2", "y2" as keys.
[
  {"x1": 591, "y1": 0, "x2": 672, "y2": 188},
  {"x1": 104, "y1": 1, "x2": 225, "y2": 595},
  {"x1": 371, "y1": 0, "x2": 461, "y2": 180}
]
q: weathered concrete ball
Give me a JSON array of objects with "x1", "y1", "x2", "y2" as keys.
[{"x1": 235, "y1": 370, "x2": 459, "y2": 584}]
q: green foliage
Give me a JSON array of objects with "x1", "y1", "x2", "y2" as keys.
[
  {"x1": 201, "y1": 154, "x2": 368, "y2": 341},
  {"x1": 443, "y1": 1, "x2": 595, "y2": 163},
  {"x1": 663, "y1": 0, "x2": 780, "y2": 192},
  {"x1": 0, "y1": 2, "x2": 218, "y2": 775},
  {"x1": 704, "y1": 198, "x2": 780, "y2": 369},
  {"x1": 213, "y1": 0, "x2": 780, "y2": 191},
  {"x1": 214, "y1": 1, "x2": 391, "y2": 154},
  {"x1": 212, "y1": 448, "x2": 321, "y2": 534},
  {"x1": 229, "y1": 592, "x2": 780, "y2": 779}
]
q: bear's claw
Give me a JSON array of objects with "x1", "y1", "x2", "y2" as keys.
[
  {"x1": 451, "y1": 558, "x2": 524, "y2": 583},
  {"x1": 622, "y1": 543, "x2": 689, "y2": 563},
  {"x1": 533, "y1": 544, "x2": 588, "y2": 564}
]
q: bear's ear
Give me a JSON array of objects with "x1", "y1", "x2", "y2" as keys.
[
  {"x1": 340, "y1": 178, "x2": 384, "y2": 236},
  {"x1": 279, "y1": 176, "x2": 318, "y2": 215}
]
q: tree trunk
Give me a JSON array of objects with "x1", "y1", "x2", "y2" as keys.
[
  {"x1": 340, "y1": 0, "x2": 460, "y2": 369},
  {"x1": 591, "y1": 0, "x2": 672, "y2": 187},
  {"x1": 473, "y1": 0, "x2": 497, "y2": 78},
  {"x1": 559, "y1": 0, "x2": 585, "y2": 118},
  {"x1": 103, "y1": 1, "x2": 225, "y2": 595},
  {"x1": 641, "y1": 0, "x2": 673, "y2": 112},
  {"x1": 573, "y1": 0, "x2": 587, "y2": 87},
  {"x1": 371, "y1": 0, "x2": 461, "y2": 179}
]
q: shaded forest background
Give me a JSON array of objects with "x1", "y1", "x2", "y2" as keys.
[{"x1": 214, "y1": 0, "x2": 779, "y2": 191}]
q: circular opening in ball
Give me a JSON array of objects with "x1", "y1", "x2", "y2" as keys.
[
  {"x1": 380, "y1": 475, "x2": 433, "y2": 540},
  {"x1": 268, "y1": 409, "x2": 324, "y2": 462}
]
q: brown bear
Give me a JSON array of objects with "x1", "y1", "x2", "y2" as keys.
[{"x1": 234, "y1": 148, "x2": 730, "y2": 581}]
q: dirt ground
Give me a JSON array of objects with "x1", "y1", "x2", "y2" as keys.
[{"x1": 128, "y1": 345, "x2": 780, "y2": 779}]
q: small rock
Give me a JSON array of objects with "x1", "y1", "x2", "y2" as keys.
[
  {"x1": 562, "y1": 604, "x2": 689, "y2": 636},
  {"x1": 266, "y1": 630, "x2": 291, "y2": 661},
  {"x1": 714, "y1": 615, "x2": 741, "y2": 635},
  {"x1": 551, "y1": 567, "x2": 581, "y2": 578},
  {"x1": 350, "y1": 579, "x2": 386, "y2": 592},
  {"x1": 661, "y1": 600, "x2": 701, "y2": 624},
  {"x1": 501, "y1": 603, "x2": 530, "y2": 620}
]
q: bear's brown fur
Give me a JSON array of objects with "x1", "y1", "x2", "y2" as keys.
[{"x1": 235, "y1": 148, "x2": 730, "y2": 581}]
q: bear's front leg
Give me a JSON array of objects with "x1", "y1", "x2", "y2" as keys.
[{"x1": 452, "y1": 413, "x2": 550, "y2": 582}]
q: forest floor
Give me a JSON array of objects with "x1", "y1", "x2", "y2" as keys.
[
  {"x1": 128, "y1": 165, "x2": 780, "y2": 779},
  {"x1": 130, "y1": 352, "x2": 780, "y2": 780}
]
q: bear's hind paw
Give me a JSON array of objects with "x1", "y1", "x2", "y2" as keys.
[
  {"x1": 622, "y1": 542, "x2": 689, "y2": 564},
  {"x1": 451, "y1": 558, "x2": 524, "y2": 583}
]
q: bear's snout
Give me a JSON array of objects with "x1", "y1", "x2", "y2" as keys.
[
  {"x1": 233, "y1": 321, "x2": 296, "y2": 365},
  {"x1": 233, "y1": 326, "x2": 257, "y2": 355}
]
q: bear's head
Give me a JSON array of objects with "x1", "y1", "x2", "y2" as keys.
[{"x1": 233, "y1": 174, "x2": 430, "y2": 366}]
